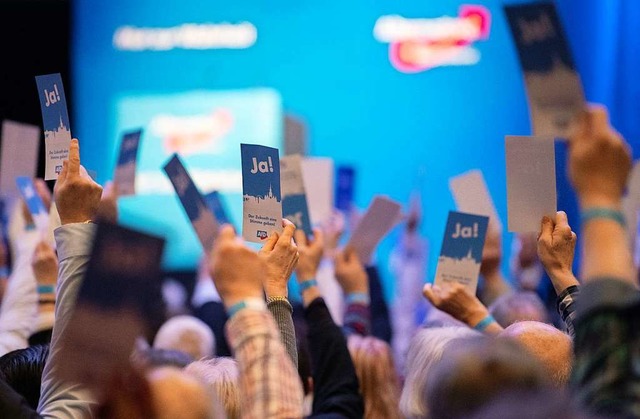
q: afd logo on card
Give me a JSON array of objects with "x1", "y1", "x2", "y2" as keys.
[
  {"x1": 256, "y1": 230, "x2": 268, "y2": 240},
  {"x1": 44, "y1": 84, "x2": 62, "y2": 107},
  {"x1": 250, "y1": 156, "x2": 275, "y2": 174}
]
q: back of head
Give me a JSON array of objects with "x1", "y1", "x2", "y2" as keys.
[
  {"x1": 489, "y1": 291, "x2": 549, "y2": 327},
  {"x1": 148, "y1": 366, "x2": 221, "y2": 419},
  {"x1": 153, "y1": 315, "x2": 215, "y2": 360},
  {"x1": 185, "y1": 357, "x2": 240, "y2": 419},
  {"x1": 347, "y1": 335, "x2": 402, "y2": 419},
  {"x1": 400, "y1": 327, "x2": 480, "y2": 419},
  {"x1": 500, "y1": 321, "x2": 573, "y2": 386},
  {"x1": 0, "y1": 344, "x2": 50, "y2": 409},
  {"x1": 427, "y1": 336, "x2": 549, "y2": 419}
]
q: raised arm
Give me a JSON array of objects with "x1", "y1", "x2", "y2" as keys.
[
  {"x1": 211, "y1": 225, "x2": 303, "y2": 419},
  {"x1": 334, "y1": 247, "x2": 371, "y2": 336},
  {"x1": 38, "y1": 139, "x2": 103, "y2": 418}
]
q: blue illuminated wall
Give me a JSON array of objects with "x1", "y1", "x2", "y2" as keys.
[{"x1": 72, "y1": 0, "x2": 639, "y2": 294}]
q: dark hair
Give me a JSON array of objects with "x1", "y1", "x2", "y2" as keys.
[
  {"x1": 134, "y1": 347, "x2": 194, "y2": 369},
  {"x1": 427, "y1": 336, "x2": 549, "y2": 419},
  {"x1": 0, "y1": 344, "x2": 50, "y2": 409}
]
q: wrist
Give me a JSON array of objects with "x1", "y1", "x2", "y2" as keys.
[
  {"x1": 346, "y1": 292, "x2": 370, "y2": 305},
  {"x1": 463, "y1": 306, "x2": 490, "y2": 327},
  {"x1": 222, "y1": 292, "x2": 264, "y2": 310},
  {"x1": 264, "y1": 283, "x2": 288, "y2": 299},
  {"x1": 579, "y1": 195, "x2": 621, "y2": 210},
  {"x1": 225, "y1": 298, "x2": 267, "y2": 318}
]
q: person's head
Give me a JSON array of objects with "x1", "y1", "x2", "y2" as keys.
[
  {"x1": 400, "y1": 327, "x2": 480, "y2": 419},
  {"x1": 348, "y1": 335, "x2": 402, "y2": 419},
  {"x1": 184, "y1": 357, "x2": 240, "y2": 419},
  {"x1": 427, "y1": 336, "x2": 550, "y2": 419},
  {"x1": 147, "y1": 366, "x2": 221, "y2": 419},
  {"x1": 499, "y1": 321, "x2": 573, "y2": 386},
  {"x1": 489, "y1": 292, "x2": 549, "y2": 328},
  {"x1": 0, "y1": 344, "x2": 49, "y2": 409},
  {"x1": 153, "y1": 315, "x2": 215, "y2": 361}
]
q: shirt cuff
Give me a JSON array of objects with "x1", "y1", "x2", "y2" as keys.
[
  {"x1": 226, "y1": 308, "x2": 275, "y2": 350},
  {"x1": 54, "y1": 223, "x2": 97, "y2": 262}
]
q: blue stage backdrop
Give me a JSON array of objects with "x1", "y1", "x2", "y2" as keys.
[{"x1": 73, "y1": 0, "x2": 640, "y2": 298}]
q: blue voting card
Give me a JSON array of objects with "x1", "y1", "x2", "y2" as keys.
[
  {"x1": 114, "y1": 129, "x2": 143, "y2": 196},
  {"x1": 35, "y1": 73, "x2": 72, "y2": 180},
  {"x1": 336, "y1": 165, "x2": 355, "y2": 212},
  {"x1": 434, "y1": 211, "x2": 489, "y2": 296},
  {"x1": 280, "y1": 154, "x2": 312, "y2": 236},
  {"x1": 503, "y1": 2, "x2": 584, "y2": 137},
  {"x1": 15, "y1": 176, "x2": 48, "y2": 233},
  {"x1": 241, "y1": 144, "x2": 283, "y2": 243},
  {"x1": 204, "y1": 191, "x2": 232, "y2": 226},
  {"x1": 163, "y1": 154, "x2": 219, "y2": 250}
]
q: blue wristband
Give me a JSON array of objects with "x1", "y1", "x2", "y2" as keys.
[
  {"x1": 226, "y1": 298, "x2": 266, "y2": 318},
  {"x1": 0, "y1": 266, "x2": 8, "y2": 278},
  {"x1": 473, "y1": 315, "x2": 496, "y2": 332},
  {"x1": 38, "y1": 285, "x2": 56, "y2": 294},
  {"x1": 581, "y1": 207, "x2": 626, "y2": 228},
  {"x1": 346, "y1": 292, "x2": 370, "y2": 305},
  {"x1": 299, "y1": 279, "x2": 318, "y2": 292}
]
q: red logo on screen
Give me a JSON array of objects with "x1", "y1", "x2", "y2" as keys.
[{"x1": 374, "y1": 5, "x2": 491, "y2": 73}]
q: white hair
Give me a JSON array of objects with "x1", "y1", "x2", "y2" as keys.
[
  {"x1": 400, "y1": 327, "x2": 480, "y2": 419},
  {"x1": 185, "y1": 357, "x2": 240, "y2": 419},
  {"x1": 153, "y1": 315, "x2": 215, "y2": 360}
]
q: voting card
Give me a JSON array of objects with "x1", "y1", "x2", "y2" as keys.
[
  {"x1": 114, "y1": 129, "x2": 142, "y2": 196},
  {"x1": 336, "y1": 165, "x2": 356, "y2": 212},
  {"x1": 449, "y1": 170, "x2": 502, "y2": 232},
  {"x1": 204, "y1": 191, "x2": 232, "y2": 226},
  {"x1": 241, "y1": 144, "x2": 283, "y2": 242},
  {"x1": 284, "y1": 115, "x2": 308, "y2": 156},
  {"x1": 301, "y1": 157, "x2": 334, "y2": 226},
  {"x1": 35, "y1": 73, "x2": 71, "y2": 180},
  {"x1": 15, "y1": 177, "x2": 48, "y2": 234},
  {"x1": 504, "y1": 2, "x2": 585, "y2": 138},
  {"x1": 434, "y1": 211, "x2": 489, "y2": 296},
  {"x1": 505, "y1": 136, "x2": 557, "y2": 233},
  {"x1": 59, "y1": 223, "x2": 165, "y2": 389},
  {"x1": 280, "y1": 154, "x2": 313, "y2": 236},
  {"x1": 0, "y1": 121, "x2": 40, "y2": 198},
  {"x1": 348, "y1": 196, "x2": 402, "y2": 264},
  {"x1": 163, "y1": 155, "x2": 219, "y2": 250}
]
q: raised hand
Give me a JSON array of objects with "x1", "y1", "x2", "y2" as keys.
[
  {"x1": 53, "y1": 139, "x2": 103, "y2": 225},
  {"x1": 423, "y1": 282, "x2": 502, "y2": 334},
  {"x1": 21, "y1": 178, "x2": 52, "y2": 226},
  {"x1": 258, "y1": 219, "x2": 299, "y2": 298},
  {"x1": 334, "y1": 246, "x2": 368, "y2": 295},
  {"x1": 95, "y1": 181, "x2": 119, "y2": 223},
  {"x1": 209, "y1": 225, "x2": 265, "y2": 308},
  {"x1": 294, "y1": 228, "x2": 324, "y2": 281},
  {"x1": 538, "y1": 212, "x2": 579, "y2": 294},
  {"x1": 569, "y1": 105, "x2": 632, "y2": 208},
  {"x1": 32, "y1": 240, "x2": 59, "y2": 287}
]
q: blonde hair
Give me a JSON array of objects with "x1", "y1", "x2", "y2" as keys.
[
  {"x1": 348, "y1": 335, "x2": 402, "y2": 419},
  {"x1": 184, "y1": 357, "x2": 240, "y2": 419}
]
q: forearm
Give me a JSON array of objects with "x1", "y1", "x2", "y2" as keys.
[
  {"x1": 267, "y1": 298, "x2": 298, "y2": 368},
  {"x1": 548, "y1": 269, "x2": 580, "y2": 296},
  {"x1": 226, "y1": 308, "x2": 303, "y2": 419}
]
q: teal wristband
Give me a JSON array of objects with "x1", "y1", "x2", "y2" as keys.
[
  {"x1": 473, "y1": 315, "x2": 496, "y2": 331},
  {"x1": 226, "y1": 298, "x2": 266, "y2": 318},
  {"x1": 38, "y1": 285, "x2": 55, "y2": 294},
  {"x1": 346, "y1": 292, "x2": 370, "y2": 305},
  {"x1": 581, "y1": 207, "x2": 626, "y2": 228},
  {"x1": 299, "y1": 279, "x2": 318, "y2": 292}
]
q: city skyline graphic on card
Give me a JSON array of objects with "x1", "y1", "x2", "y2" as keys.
[
  {"x1": 434, "y1": 211, "x2": 489, "y2": 295},
  {"x1": 504, "y1": 2, "x2": 584, "y2": 137},
  {"x1": 114, "y1": 129, "x2": 143, "y2": 196},
  {"x1": 204, "y1": 191, "x2": 232, "y2": 226},
  {"x1": 35, "y1": 73, "x2": 71, "y2": 141},
  {"x1": 280, "y1": 154, "x2": 312, "y2": 236},
  {"x1": 336, "y1": 165, "x2": 355, "y2": 212},
  {"x1": 163, "y1": 154, "x2": 219, "y2": 250},
  {"x1": 15, "y1": 176, "x2": 48, "y2": 233},
  {"x1": 241, "y1": 143, "x2": 282, "y2": 243}
]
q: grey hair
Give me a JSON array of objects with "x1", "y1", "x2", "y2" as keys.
[
  {"x1": 153, "y1": 315, "x2": 216, "y2": 360},
  {"x1": 185, "y1": 357, "x2": 240, "y2": 419}
]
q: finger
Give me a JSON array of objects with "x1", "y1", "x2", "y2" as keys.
[
  {"x1": 279, "y1": 220, "x2": 296, "y2": 244},
  {"x1": 260, "y1": 231, "x2": 279, "y2": 252},
  {"x1": 539, "y1": 215, "x2": 554, "y2": 240},
  {"x1": 555, "y1": 211, "x2": 569, "y2": 228},
  {"x1": 589, "y1": 105, "x2": 610, "y2": 136},
  {"x1": 422, "y1": 283, "x2": 438, "y2": 304},
  {"x1": 311, "y1": 228, "x2": 324, "y2": 248},
  {"x1": 294, "y1": 229, "x2": 307, "y2": 247},
  {"x1": 571, "y1": 231, "x2": 577, "y2": 243},
  {"x1": 67, "y1": 139, "x2": 80, "y2": 176},
  {"x1": 58, "y1": 160, "x2": 69, "y2": 184},
  {"x1": 216, "y1": 224, "x2": 236, "y2": 244}
]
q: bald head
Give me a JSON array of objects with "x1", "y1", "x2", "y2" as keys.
[
  {"x1": 500, "y1": 321, "x2": 573, "y2": 385},
  {"x1": 147, "y1": 366, "x2": 217, "y2": 419}
]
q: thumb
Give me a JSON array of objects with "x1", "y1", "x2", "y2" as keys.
[
  {"x1": 260, "y1": 231, "x2": 279, "y2": 253},
  {"x1": 422, "y1": 283, "x2": 438, "y2": 304}
]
